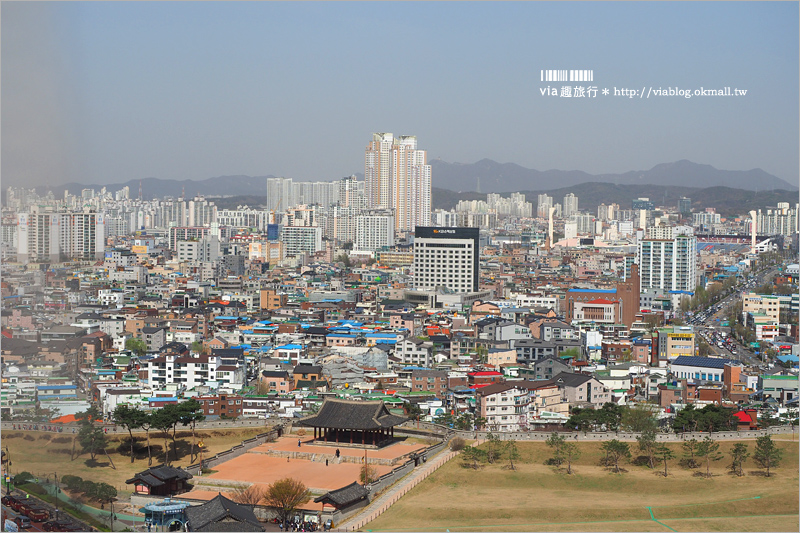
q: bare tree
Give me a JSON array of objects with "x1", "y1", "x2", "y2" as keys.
[
  {"x1": 229, "y1": 484, "x2": 267, "y2": 506},
  {"x1": 263, "y1": 478, "x2": 311, "y2": 528}
]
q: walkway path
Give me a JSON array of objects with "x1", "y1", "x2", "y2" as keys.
[{"x1": 335, "y1": 440, "x2": 482, "y2": 532}]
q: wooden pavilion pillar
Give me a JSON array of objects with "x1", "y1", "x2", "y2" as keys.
[
  {"x1": 349, "y1": 429, "x2": 353, "y2": 444},
  {"x1": 372, "y1": 430, "x2": 376, "y2": 445}
]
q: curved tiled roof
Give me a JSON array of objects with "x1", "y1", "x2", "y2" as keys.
[{"x1": 297, "y1": 398, "x2": 407, "y2": 430}]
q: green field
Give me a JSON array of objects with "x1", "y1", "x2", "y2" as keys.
[{"x1": 366, "y1": 439, "x2": 799, "y2": 532}]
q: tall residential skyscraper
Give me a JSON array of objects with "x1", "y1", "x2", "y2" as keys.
[
  {"x1": 365, "y1": 133, "x2": 431, "y2": 234},
  {"x1": 678, "y1": 197, "x2": 692, "y2": 216},
  {"x1": 537, "y1": 194, "x2": 553, "y2": 218},
  {"x1": 563, "y1": 193, "x2": 579, "y2": 218}
]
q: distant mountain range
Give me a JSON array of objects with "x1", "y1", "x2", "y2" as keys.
[
  {"x1": 428, "y1": 159, "x2": 797, "y2": 193},
  {"x1": 14, "y1": 160, "x2": 796, "y2": 218}
]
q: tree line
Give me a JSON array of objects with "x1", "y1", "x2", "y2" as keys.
[
  {"x1": 72, "y1": 400, "x2": 205, "y2": 467},
  {"x1": 112, "y1": 399, "x2": 205, "y2": 465},
  {"x1": 544, "y1": 432, "x2": 783, "y2": 478}
]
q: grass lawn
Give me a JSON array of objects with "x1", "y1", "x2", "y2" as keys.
[
  {"x1": 367, "y1": 439, "x2": 799, "y2": 532},
  {"x1": 2, "y1": 427, "x2": 269, "y2": 493}
]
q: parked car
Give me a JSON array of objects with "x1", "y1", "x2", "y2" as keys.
[
  {"x1": 43, "y1": 520, "x2": 74, "y2": 531},
  {"x1": 14, "y1": 515, "x2": 32, "y2": 529},
  {"x1": 1, "y1": 495, "x2": 17, "y2": 506},
  {"x1": 25, "y1": 507, "x2": 49, "y2": 521},
  {"x1": 9, "y1": 498, "x2": 27, "y2": 512}
]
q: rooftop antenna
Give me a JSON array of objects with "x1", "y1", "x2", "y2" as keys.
[{"x1": 139, "y1": 180, "x2": 142, "y2": 201}]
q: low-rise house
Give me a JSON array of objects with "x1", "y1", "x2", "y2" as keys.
[
  {"x1": 142, "y1": 326, "x2": 168, "y2": 352},
  {"x1": 259, "y1": 370, "x2": 292, "y2": 394},
  {"x1": 409, "y1": 369, "x2": 447, "y2": 396},
  {"x1": 530, "y1": 356, "x2": 571, "y2": 381},
  {"x1": 292, "y1": 364, "x2": 325, "y2": 390},
  {"x1": 551, "y1": 372, "x2": 611, "y2": 408},
  {"x1": 196, "y1": 393, "x2": 243, "y2": 419}
]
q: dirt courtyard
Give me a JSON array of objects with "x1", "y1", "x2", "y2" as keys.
[
  {"x1": 251, "y1": 435, "x2": 426, "y2": 460},
  {"x1": 198, "y1": 436, "x2": 427, "y2": 492}
]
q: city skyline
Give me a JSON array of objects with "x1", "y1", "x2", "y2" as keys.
[{"x1": 2, "y1": 1, "x2": 798, "y2": 189}]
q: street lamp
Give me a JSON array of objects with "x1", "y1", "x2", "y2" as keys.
[
  {"x1": 49, "y1": 471, "x2": 60, "y2": 521},
  {"x1": 3, "y1": 446, "x2": 11, "y2": 496}
]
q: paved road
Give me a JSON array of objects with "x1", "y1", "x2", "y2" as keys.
[{"x1": 2, "y1": 486, "x2": 93, "y2": 532}]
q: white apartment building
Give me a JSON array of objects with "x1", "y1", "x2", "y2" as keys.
[
  {"x1": 147, "y1": 354, "x2": 221, "y2": 388},
  {"x1": 355, "y1": 211, "x2": 395, "y2": 251},
  {"x1": 514, "y1": 294, "x2": 561, "y2": 314},
  {"x1": 280, "y1": 226, "x2": 323, "y2": 258},
  {"x1": 753, "y1": 203, "x2": 799, "y2": 236},
  {"x1": 562, "y1": 193, "x2": 579, "y2": 218},
  {"x1": 638, "y1": 230, "x2": 697, "y2": 293},
  {"x1": 394, "y1": 337, "x2": 434, "y2": 367},
  {"x1": 216, "y1": 208, "x2": 269, "y2": 231},
  {"x1": 17, "y1": 208, "x2": 105, "y2": 263},
  {"x1": 693, "y1": 211, "x2": 722, "y2": 226},
  {"x1": 413, "y1": 226, "x2": 479, "y2": 293}
]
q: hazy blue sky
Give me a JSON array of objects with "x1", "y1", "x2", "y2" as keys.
[{"x1": 2, "y1": 1, "x2": 798, "y2": 189}]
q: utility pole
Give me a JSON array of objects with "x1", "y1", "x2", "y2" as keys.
[{"x1": 53, "y1": 471, "x2": 59, "y2": 521}]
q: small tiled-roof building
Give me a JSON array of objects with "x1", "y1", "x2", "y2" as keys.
[
  {"x1": 314, "y1": 482, "x2": 370, "y2": 517},
  {"x1": 125, "y1": 465, "x2": 193, "y2": 496},
  {"x1": 184, "y1": 493, "x2": 264, "y2": 532}
]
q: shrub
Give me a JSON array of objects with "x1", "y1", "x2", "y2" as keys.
[
  {"x1": 449, "y1": 437, "x2": 466, "y2": 451},
  {"x1": 79, "y1": 480, "x2": 97, "y2": 496},
  {"x1": 23, "y1": 435, "x2": 35, "y2": 441},
  {"x1": 14, "y1": 471, "x2": 34, "y2": 485},
  {"x1": 46, "y1": 448, "x2": 72, "y2": 455},
  {"x1": 62, "y1": 475, "x2": 83, "y2": 490}
]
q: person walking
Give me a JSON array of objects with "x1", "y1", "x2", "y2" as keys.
[{"x1": 298, "y1": 439, "x2": 301, "y2": 447}]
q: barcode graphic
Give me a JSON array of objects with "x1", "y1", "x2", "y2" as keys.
[{"x1": 540, "y1": 69, "x2": 594, "y2": 82}]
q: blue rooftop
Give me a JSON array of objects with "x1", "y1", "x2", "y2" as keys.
[
  {"x1": 671, "y1": 356, "x2": 734, "y2": 369},
  {"x1": 568, "y1": 288, "x2": 616, "y2": 294},
  {"x1": 277, "y1": 344, "x2": 303, "y2": 350},
  {"x1": 37, "y1": 385, "x2": 77, "y2": 390}
]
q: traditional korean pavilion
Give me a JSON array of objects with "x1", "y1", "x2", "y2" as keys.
[{"x1": 297, "y1": 398, "x2": 406, "y2": 447}]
